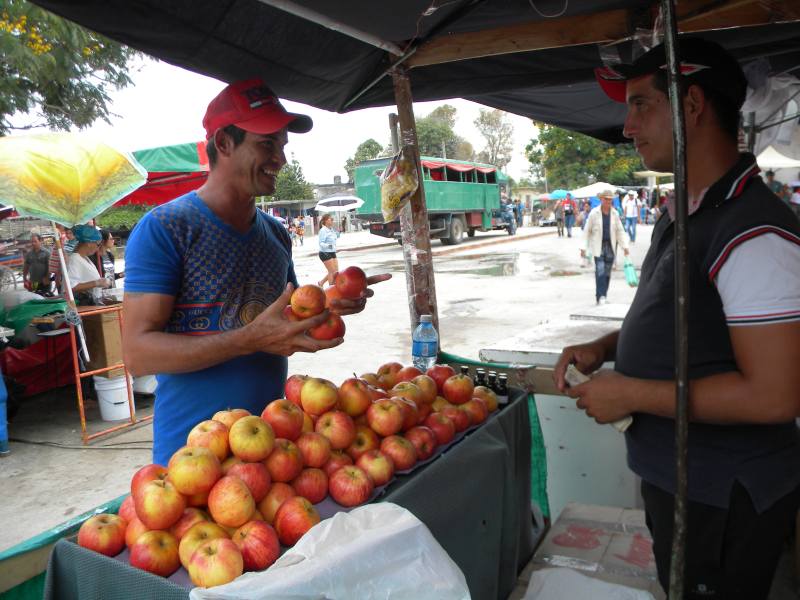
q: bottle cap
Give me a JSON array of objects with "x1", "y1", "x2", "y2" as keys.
[{"x1": 420, "y1": 315, "x2": 432, "y2": 323}]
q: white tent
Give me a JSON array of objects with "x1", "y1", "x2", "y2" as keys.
[
  {"x1": 570, "y1": 182, "x2": 618, "y2": 198},
  {"x1": 756, "y1": 146, "x2": 800, "y2": 170}
]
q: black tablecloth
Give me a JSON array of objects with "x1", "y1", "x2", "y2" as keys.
[{"x1": 44, "y1": 391, "x2": 535, "y2": 600}]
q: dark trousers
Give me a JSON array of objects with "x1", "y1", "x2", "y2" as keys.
[
  {"x1": 564, "y1": 213, "x2": 575, "y2": 236},
  {"x1": 556, "y1": 218, "x2": 564, "y2": 237},
  {"x1": 642, "y1": 480, "x2": 800, "y2": 599},
  {"x1": 593, "y1": 242, "x2": 614, "y2": 300}
]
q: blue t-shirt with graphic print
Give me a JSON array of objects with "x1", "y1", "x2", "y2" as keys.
[{"x1": 124, "y1": 192, "x2": 298, "y2": 466}]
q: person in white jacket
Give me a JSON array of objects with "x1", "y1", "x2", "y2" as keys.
[{"x1": 581, "y1": 189, "x2": 629, "y2": 304}]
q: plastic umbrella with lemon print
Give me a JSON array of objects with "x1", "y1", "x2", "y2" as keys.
[{"x1": 0, "y1": 132, "x2": 147, "y2": 361}]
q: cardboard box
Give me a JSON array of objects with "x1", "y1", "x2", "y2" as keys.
[
  {"x1": 81, "y1": 311, "x2": 124, "y2": 378},
  {"x1": 528, "y1": 502, "x2": 665, "y2": 599}
]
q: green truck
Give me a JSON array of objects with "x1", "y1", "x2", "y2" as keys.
[{"x1": 354, "y1": 156, "x2": 511, "y2": 245}]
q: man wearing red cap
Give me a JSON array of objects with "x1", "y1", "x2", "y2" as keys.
[
  {"x1": 122, "y1": 79, "x2": 388, "y2": 466},
  {"x1": 555, "y1": 38, "x2": 800, "y2": 599}
]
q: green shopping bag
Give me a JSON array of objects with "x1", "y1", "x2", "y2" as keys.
[{"x1": 624, "y1": 257, "x2": 638, "y2": 287}]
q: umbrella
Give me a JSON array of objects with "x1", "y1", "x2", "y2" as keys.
[
  {"x1": 548, "y1": 189, "x2": 570, "y2": 200},
  {"x1": 314, "y1": 195, "x2": 364, "y2": 212},
  {"x1": 0, "y1": 132, "x2": 148, "y2": 361}
]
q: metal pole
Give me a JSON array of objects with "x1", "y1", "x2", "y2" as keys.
[
  {"x1": 661, "y1": 2, "x2": 690, "y2": 599},
  {"x1": 391, "y1": 65, "x2": 439, "y2": 333},
  {"x1": 747, "y1": 112, "x2": 756, "y2": 153}
]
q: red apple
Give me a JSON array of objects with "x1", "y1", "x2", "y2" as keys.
[
  {"x1": 346, "y1": 424, "x2": 381, "y2": 461},
  {"x1": 118, "y1": 495, "x2": 136, "y2": 524},
  {"x1": 185, "y1": 489, "x2": 210, "y2": 507},
  {"x1": 229, "y1": 415, "x2": 275, "y2": 462},
  {"x1": 232, "y1": 520, "x2": 280, "y2": 572},
  {"x1": 442, "y1": 374, "x2": 475, "y2": 406},
  {"x1": 338, "y1": 377, "x2": 373, "y2": 417},
  {"x1": 424, "y1": 412, "x2": 456, "y2": 445},
  {"x1": 77, "y1": 514, "x2": 127, "y2": 557},
  {"x1": 380, "y1": 435, "x2": 418, "y2": 471},
  {"x1": 441, "y1": 405, "x2": 471, "y2": 432},
  {"x1": 315, "y1": 410, "x2": 356, "y2": 450},
  {"x1": 290, "y1": 284, "x2": 326, "y2": 318},
  {"x1": 334, "y1": 265, "x2": 367, "y2": 299},
  {"x1": 257, "y1": 482, "x2": 295, "y2": 525},
  {"x1": 274, "y1": 496, "x2": 321, "y2": 546},
  {"x1": 300, "y1": 377, "x2": 339, "y2": 416},
  {"x1": 212, "y1": 408, "x2": 251, "y2": 430},
  {"x1": 296, "y1": 432, "x2": 331, "y2": 468},
  {"x1": 291, "y1": 467, "x2": 329, "y2": 504},
  {"x1": 282, "y1": 304, "x2": 302, "y2": 322},
  {"x1": 426, "y1": 364, "x2": 456, "y2": 394},
  {"x1": 302, "y1": 412, "x2": 314, "y2": 433},
  {"x1": 473, "y1": 385, "x2": 499, "y2": 412},
  {"x1": 366, "y1": 398, "x2": 404, "y2": 436},
  {"x1": 167, "y1": 446, "x2": 222, "y2": 496},
  {"x1": 130, "y1": 464, "x2": 167, "y2": 498},
  {"x1": 125, "y1": 517, "x2": 150, "y2": 549},
  {"x1": 360, "y1": 372, "x2": 380, "y2": 387},
  {"x1": 367, "y1": 385, "x2": 388, "y2": 401},
  {"x1": 324, "y1": 284, "x2": 344, "y2": 308},
  {"x1": 178, "y1": 521, "x2": 230, "y2": 569},
  {"x1": 393, "y1": 396, "x2": 420, "y2": 432},
  {"x1": 134, "y1": 479, "x2": 186, "y2": 530},
  {"x1": 169, "y1": 508, "x2": 209, "y2": 542},
  {"x1": 284, "y1": 374, "x2": 309, "y2": 408},
  {"x1": 432, "y1": 396, "x2": 452, "y2": 412},
  {"x1": 417, "y1": 403, "x2": 433, "y2": 424},
  {"x1": 308, "y1": 313, "x2": 346, "y2": 341},
  {"x1": 264, "y1": 438, "x2": 304, "y2": 482},
  {"x1": 226, "y1": 461, "x2": 271, "y2": 502},
  {"x1": 261, "y1": 398, "x2": 304, "y2": 441},
  {"x1": 130, "y1": 530, "x2": 180, "y2": 577},
  {"x1": 411, "y1": 374, "x2": 438, "y2": 404},
  {"x1": 395, "y1": 365, "x2": 422, "y2": 383},
  {"x1": 390, "y1": 381, "x2": 424, "y2": 407},
  {"x1": 208, "y1": 476, "x2": 255, "y2": 529},
  {"x1": 356, "y1": 450, "x2": 395, "y2": 486},
  {"x1": 328, "y1": 465, "x2": 374, "y2": 507},
  {"x1": 376, "y1": 362, "x2": 403, "y2": 390},
  {"x1": 221, "y1": 455, "x2": 243, "y2": 474},
  {"x1": 462, "y1": 397, "x2": 489, "y2": 424},
  {"x1": 323, "y1": 450, "x2": 353, "y2": 477},
  {"x1": 404, "y1": 426, "x2": 437, "y2": 461},
  {"x1": 187, "y1": 538, "x2": 243, "y2": 588},
  {"x1": 187, "y1": 420, "x2": 230, "y2": 462}
]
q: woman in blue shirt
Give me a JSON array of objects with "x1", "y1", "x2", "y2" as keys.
[{"x1": 317, "y1": 213, "x2": 340, "y2": 286}]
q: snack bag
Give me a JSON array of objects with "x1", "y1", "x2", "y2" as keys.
[{"x1": 380, "y1": 145, "x2": 419, "y2": 222}]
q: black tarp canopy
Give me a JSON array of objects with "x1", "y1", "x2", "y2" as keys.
[{"x1": 29, "y1": 0, "x2": 800, "y2": 143}]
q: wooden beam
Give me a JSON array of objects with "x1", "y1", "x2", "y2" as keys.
[{"x1": 407, "y1": 0, "x2": 800, "y2": 68}]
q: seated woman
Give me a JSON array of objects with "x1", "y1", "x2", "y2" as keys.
[{"x1": 65, "y1": 224, "x2": 110, "y2": 305}]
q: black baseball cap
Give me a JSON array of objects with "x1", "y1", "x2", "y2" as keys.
[{"x1": 595, "y1": 37, "x2": 747, "y2": 109}]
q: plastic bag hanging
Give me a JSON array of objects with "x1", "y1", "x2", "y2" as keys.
[
  {"x1": 624, "y1": 257, "x2": 639, "y2": 287},
  {"x1": 380, "y1": 144, "x2": 419, "y2": 223}
]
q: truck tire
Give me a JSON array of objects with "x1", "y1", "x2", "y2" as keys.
[{"x1": 446, "y1": 217, "x2": 464, "y2": 245}]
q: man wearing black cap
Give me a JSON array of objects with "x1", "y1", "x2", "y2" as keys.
[
  {"x1": 555, "y1": 38, "x2": 800, "y2": 599},
  {"x1": 122, "y1": 79, "x2": 388, "y2": 466}
]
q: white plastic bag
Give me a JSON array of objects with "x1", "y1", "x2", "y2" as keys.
[
  {"x1": 189, "y1": 503, "x2": 471, "y2": 600},
  {"x1": 524, "y1": 568, "x2": 655, "y2": 600}
]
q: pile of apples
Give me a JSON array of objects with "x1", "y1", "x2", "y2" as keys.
[
  {"x1": 76, "y1": 361, "x2": 498, "y2": 589},
  {"x1": 282, "y1": 265, "x2": 369, "y2": 340}
]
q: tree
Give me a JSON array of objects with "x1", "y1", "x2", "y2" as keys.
[
  {"x1": 272, "y1": 157, "x2": 313, "y2": 201},
  {"x1": 344, "y1": 138, "x2": 384, "y2": 182},
  {"x1": 525, "y1": 124, "x2": 642, "y2": 189},
  {"x1": 1, "y1": 0, "x2": 140, "y2": 134},
  {"x1": 415, "y1": 104, "x2": 473, "y2": 160},
  {"x1": 474, "y1": 109, "x2": 514, "y2": 169}
]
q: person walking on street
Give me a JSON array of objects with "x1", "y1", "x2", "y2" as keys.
[
  {"x1": 297, "y1": 215, "x2": 305, "y2": 246},
  {"x1": 554, "y1": 200, "x2": 565, "y2": 237},
  {"x1": 559, "y1": 38, "x2": 800, "y2": 600},
  {"x1": 23, "y1": 233, "x2": 51, "y2": 294},
  {"x1": 622, "y1": 190, "x2": 641, "y2": 242},
  {"x1": 582, "y1": 189, "x2": 629, "y2": 304},
  {"x1": 317, "y1": 213, "x2": 340, "y2": 286},
  {"x1": 122, "y1": 78, "x2": 389, "y2": 465},
  {"x1": 765, "y1": 170, "x2": 783, "y2": 196},
  {"x1": 562, "y1": 193, "x2": 577, "y2": 237}
]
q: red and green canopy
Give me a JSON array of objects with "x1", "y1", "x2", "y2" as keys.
[{"x1": 116, "y1": 141, "x2": 208, "y2": 206}]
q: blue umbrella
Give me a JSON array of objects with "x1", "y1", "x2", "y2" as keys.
[{"x1": 549, "y1": 189, "x2": 569, "y2": 200}]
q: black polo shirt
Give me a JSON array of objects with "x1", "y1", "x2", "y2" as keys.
[{"x1": 616, "y1": 153, "x2": 800, "y2": 512}]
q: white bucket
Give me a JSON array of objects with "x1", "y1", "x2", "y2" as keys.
[
  {"x1": 93, "y1": 375, "x2": 134, "y2": 421},
  {"x1": 133, "y1": 374, "x2": 158, "y2": 395}
]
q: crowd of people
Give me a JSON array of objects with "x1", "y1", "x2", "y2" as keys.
[{"x1": 21, "y1": 222, "x2": 122, "y2": 304}]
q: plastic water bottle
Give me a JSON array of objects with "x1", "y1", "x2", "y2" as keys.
[{"x1": 412, "y1": 315, "x2": 438, "y2": 371}]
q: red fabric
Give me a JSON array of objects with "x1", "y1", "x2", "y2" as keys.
[
  {"x1": 0, "y1": 332, "x2": 74, "y2": 396},
  {"x1": 116, "y1": 171, "x2": 209, "y2": 206},
  {"x1": 421, "y1": 160, "x2": 495, "y2": 174}
]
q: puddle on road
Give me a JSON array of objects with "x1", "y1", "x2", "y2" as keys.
[
  {"x1": 372, "y1": 252, "x2": 550, "y2": 278},
  {"x1": 549, "y1": 269, "x2": 582, "y2": 277}
]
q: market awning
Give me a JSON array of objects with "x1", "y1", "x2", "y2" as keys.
[
  {"x1": 756, "y1": 145, "x2": 800, "y2": 169},
  {"x1": 116, "y1": 141, "x2": 209, "y2": 206},
  {"x1": 421, "y1": 160, "x2": 496, "y2": 174}
]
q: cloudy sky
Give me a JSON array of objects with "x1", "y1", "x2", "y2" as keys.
[{"x1": 76, "y1": 58, "x2": 538, "y2": 185}]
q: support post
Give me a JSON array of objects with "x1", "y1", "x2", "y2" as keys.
[
  {"x1": 391, "y1": 66, "x2": 439, "y2": 333},
  {"x1": 661, "y1": 1, "x2": 690, "y2": 598}
]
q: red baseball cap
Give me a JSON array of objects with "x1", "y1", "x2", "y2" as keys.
[{"x1": 203, "y1": 78, "x2": 313, "y2": 139}]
